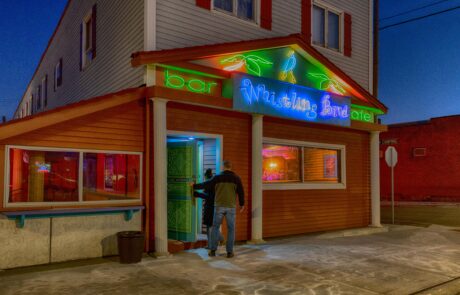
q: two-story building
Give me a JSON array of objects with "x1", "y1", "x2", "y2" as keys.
[{"x1": 0, "y1": 0, "x2": 387, "y2": 269}]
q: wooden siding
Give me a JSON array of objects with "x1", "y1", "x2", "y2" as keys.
[
  {"x1": 155, "y1": 0, "x2": 301, "y2": 50},
  {"x1": 155, "y1": 0, "x2": 372, "y2": 91},
  {"x1": 312, "y1": 0, "x2": 372, "y2": 91},
  {"x1": 0, "y1": 101, "x2": 146, "y2": 209},
  {"x1": 15, "y1": 0, "x2": 144, "y2": 118},
  {"x1": 263, "y1": 117, "x2": 370, "y2": 238},
  {"x1": 166, "y1": 103, "x2": 252, "y2": 241}
]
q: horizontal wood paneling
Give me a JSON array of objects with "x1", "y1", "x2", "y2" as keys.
[
  {"x1": 263, "y1": 117, "x2": 370, "y2": 238},
  {"x1": 167, "y1": 103, "x2": 251, "y2": 241},
  {"x1": 3, "y1": 101, "x2": 145, "y2": 152},
  {"x1": 0, "y1": 101, "x2": 145, "y2": 210}
]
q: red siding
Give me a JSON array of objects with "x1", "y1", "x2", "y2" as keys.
[
  {"x1": 260, "y1": 0, "x2": 272, "y2": 30},
  {"x1": 344, "y1": 13, "x2": 352, "y2": 57},
  {"x1": 380, "y1": 117, "x2": 460, "y2": 202},
  {"x1": 167, "y1": 103, "x2": 252, "y2": 241},
  {"x1": 301, "y1": 0, "x2": 312, "y2": 41},
  {"x1": 263, "y1": 118, "x2": 370, "y2": 238},
  {"x1": 196, "y1": 0, "x2": 211, "y2": 10}
]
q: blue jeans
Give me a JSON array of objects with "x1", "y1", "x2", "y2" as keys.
[
  {"x1": 206, "y1": 225, "x2": 223, "y2": 248},
  {"x1": 210, "y1": 207, "x2": 236, "y2": 253}
]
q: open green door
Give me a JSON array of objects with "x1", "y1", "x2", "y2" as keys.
[{"x1": 167, "y1": 141, "x2": 198, "y2": 242}]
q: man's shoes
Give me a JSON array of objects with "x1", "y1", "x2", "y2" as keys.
[
  {"x1": 227, "y1": 252, "x2": 234, "y2": 258},
  {"x1": 209, "y1": 250, "x2": 216, "y2": 257}
]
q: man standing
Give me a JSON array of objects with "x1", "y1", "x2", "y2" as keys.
[{"x1": 193, "y1": 160, "x2": 245, "y2": 258}]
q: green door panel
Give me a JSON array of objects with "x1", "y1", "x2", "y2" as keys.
[{"x1": 167, "y1": 141, "x2": 198, "y2": 242}]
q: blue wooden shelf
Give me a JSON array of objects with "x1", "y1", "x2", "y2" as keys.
[{"x1": 1, "y1": 206, "x2": 144, "y2": 228}]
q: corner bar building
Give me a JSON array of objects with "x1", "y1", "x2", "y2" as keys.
[{"x1": 0, "y1": 1, "x2": 387, "y2": 268}]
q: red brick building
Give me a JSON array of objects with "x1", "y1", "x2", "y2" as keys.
[{"x1": 380, "y1": 115, "x2": 460, "y2": 202}]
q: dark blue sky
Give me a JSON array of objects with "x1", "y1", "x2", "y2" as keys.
[
  {"x1": 0, "y1": 0, "x2": 67, "y2": 119},
  {"x1": 0, "y1": 1, "x2": 459, "y2": 124}
]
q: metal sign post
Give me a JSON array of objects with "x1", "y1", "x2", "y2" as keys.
[{"x1": 385, "y1": 146, "x2": 398, "y2": 224}]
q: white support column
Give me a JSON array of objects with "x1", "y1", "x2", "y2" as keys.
[
  {"x1": 249, "y1": 114, "x2": 265, "y2": 244},
  {"x1": 153, "y1": 98, "x2": 169, "y2": 256},
  {"x1": 370, "y1": 131, "x2": 382, "y2": 227}
]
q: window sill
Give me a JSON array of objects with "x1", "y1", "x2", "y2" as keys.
[
  {"x1": 312, "y1": 43, "x2": 344, "y2": 57},
  {"x1": 1, "y1": 205, "x2": 144, "y2": 229},
  {"x1": 211, "y1": 8, "x2": 260, "y2": 29},
  {"x1": 263, "y1": 183, "x2": 346, "y2": 190}
]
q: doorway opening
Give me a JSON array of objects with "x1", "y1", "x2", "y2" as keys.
[{"x1": 166, "y1": 132, "x2": 222, "y2": 243}]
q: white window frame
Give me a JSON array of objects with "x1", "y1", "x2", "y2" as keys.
[
  {"x1": 4, "y1": 145, "x2": 143, "y2": 208},
  {"x1": 312, "y1": 0, "x2": 344, "y2": 54},
  {"x1": 82, "y1": 10, "x2": 94, "y2": 69},
  {"x1": 262, "y1": 138, "x2": 347, "y2": 190},
  {"x1": 212, "y1": 0, "x2": 260, "y2": 26}
]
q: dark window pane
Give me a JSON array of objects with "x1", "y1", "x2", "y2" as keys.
[
  {"x1": 304, "y1": 148, "x2": 340, "y2": 183},
  {"x1": 313, "y1": 5, "x2": 325, "y2": 46},
  {"x1": 214, "y1": 0, "x2": 233, "y2": 12},
  {"x1": 83, "y1": 153, "x2": 141, "y2": 201},
  {"x1": 263, "y1": 144, "x2": 301, "y2": 183},
  {"x1": 9, "y1": 149, "x2": 79, "y2": 203},
  {"x1": 328, "y1": 11, "x2": 340, "y2": 50},
  {"x1": 237, "y1": 0, "x2": 254, "y2": 20}
]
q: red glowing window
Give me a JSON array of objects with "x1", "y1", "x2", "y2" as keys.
[
  {"x1": 263, "y1": 144, "x2": 301, "y2": 183},
  {"x1": 8, "y1": 148, "x2": 79, "y2": 203},
  {"x1": 83, "y1": 153, "x2": 141, "y2": 201}
]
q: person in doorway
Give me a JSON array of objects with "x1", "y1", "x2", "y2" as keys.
[
  {"x1": 193, "y1": 160, "x2": 245, "y2": 258},
  {"x1": 193, "y1": 168, "x2": 224, "y2": 248}
]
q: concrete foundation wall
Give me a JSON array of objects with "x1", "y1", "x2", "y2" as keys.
[{"x1": 0, "y1": 213, "x2": 141, "y2": 270}]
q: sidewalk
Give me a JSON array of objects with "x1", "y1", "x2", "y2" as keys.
[{"x1": 1, "y1": 225, "x2": 459, "y2": 295}]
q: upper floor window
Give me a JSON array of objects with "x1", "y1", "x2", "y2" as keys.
[
  {"x1": 41, "y1": 75, "x2": 48, "y2": 108},
  {"x1": 36, "y1": 85, "x2": 42, "y2": 110},
  {"x1": 54, "y1": 58, "x2": 62, "y2": 91},
  {"x1": 213, "y1": 0, "x2": 255, "y2": 21},
  {"x1": 81, "y1": 5, "x2": 97, "y2": 69},
  {"x1": 312, "y1": 3, "x2": 342, "y2": 52}
]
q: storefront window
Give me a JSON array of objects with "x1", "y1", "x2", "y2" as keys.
[
  {"x1": 8, "y1": 148, "x2": 79, "y2": 203},
  {"x1": 83, "y1": 153, "x2": 141, "y2": 201},
  {"x1": 304, "y1": 147, "x2": 340, "y2": 183},
  {"x1": 6, "y1": 146, "x2": 142, "y2": 206},
  {"x1": 262, "y1": 144, "x2": 301, "y2": 183}
]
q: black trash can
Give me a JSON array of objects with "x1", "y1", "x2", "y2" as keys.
[{"x1": 117, "y1": 231, "x2": 145, "y2": 264}]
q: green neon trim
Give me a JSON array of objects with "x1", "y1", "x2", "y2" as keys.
[
  {"x1": 159, "y1": 64, "x2": 224, "y2": 79},
  {"x1": 351, "y1": 104, "x2": 385, "y2": 115},
  {"x1": 221, "y1": 54, "x2": 273, "y2": 76},
  {"x1": 164, "y1": 70, "x2": 217, "y2": 95},
  {"x1": 308, "y1": 73, "x2": 346, "y2": 94}
]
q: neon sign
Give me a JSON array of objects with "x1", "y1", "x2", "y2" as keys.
[
  {"x1": 221, "y1": 54, "x2": 273, "y2": 77},
  {"x1": 279, "y1": 50, "x2": 297, "y2": 83},
  {"x1": 163, "y1": 70, "x2": 218, "y2": 95},
  {"x1": 233, "y1": 74, "x2": 350, "y2": 127},
  {"x1": 350, "y1": 105, "x2": 375, "y2": 123}
]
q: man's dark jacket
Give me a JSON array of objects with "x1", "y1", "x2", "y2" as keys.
[{"x1": 194, "y1": 170, "x2": 244, "y2": 208}]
